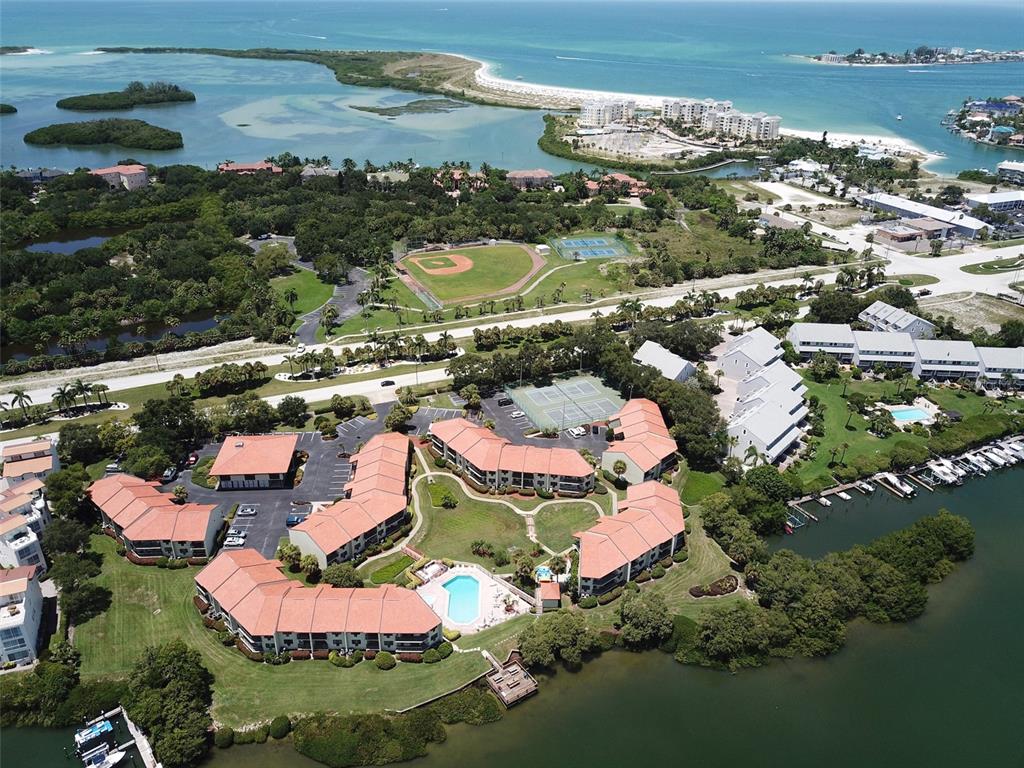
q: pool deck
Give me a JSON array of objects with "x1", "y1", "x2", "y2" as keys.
[
  {"x1": 416, "y1": 563, "x2": 533, "y2": 635},
  {"x1": 881, "y1": 396, "x2": 939, "y2": 425}
]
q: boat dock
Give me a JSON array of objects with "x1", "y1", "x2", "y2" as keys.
[
  {"x1": 482, "y1": 650, "x2": 538, "y2": 708},
  {"x1": 74, "y1": 706, "x2": 159, "y2": 768}
]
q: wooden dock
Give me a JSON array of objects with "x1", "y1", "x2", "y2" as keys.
[
  {"x1": 482, "y1": 651, "x2": 538, "y2": 708},
  {"x1": 906, "y1": 473, "x2": 934, "y2": 491}
]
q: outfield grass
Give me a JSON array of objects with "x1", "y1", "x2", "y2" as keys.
[
  {"x1": 403, "y1": 245, "x2": 538, "y2": 303},
  {"x1": 412, "y1": 476, "x2": 533, "y2": 566},
  {"x1": 74, "y1": 535, "x2": 510, "y2": 726},
  {"x1": 533, "y1": 503, "x2": 599, "y2": 552},
  {"x1": 272, "y1": 268, "x2": 335, "y2": 318},
  {"x1": 680, "y1": 470, "x2": 725, "y2": 506}
]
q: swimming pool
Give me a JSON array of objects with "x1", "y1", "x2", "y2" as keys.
[
  {"x1": 442, "y1": 574, "x2": 481, "y2": 624},
  {"x1": 892, "y1": 407, "x2": 930, "y2": 421}
]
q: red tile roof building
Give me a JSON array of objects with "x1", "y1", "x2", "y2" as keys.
[
  {"x1": 506, "y1": 168, "x2": 554, "y2": 190},
  {"x1": 1, "y1": 439, "x2": 58, "y2": 486},
  {"x1": 90, "y1": 164, "x2": 149, "y2": 191},
  {"x1": 429, "y1": 419, "x2": 595, "y2": 495},
  {"x1": 289, "y1": 433, "x2": 412, "y2": 567},
  {"x1": 599, "y1": 399, "x2": 678, "y2": 486},
  {"x1": 209, "y1": 434, "x2": 299, "y2": 490},
  {"x1": 574, "y1": 481, "x2": 685, "y2": 595},
  {"x1": 217, "y1": 161, "x2": 283, "y2": 175},
  {"x1": 89, "y1": 474, "x2": 222, "y2": 560},
  {"x1": 601, "y1": 172, "x2": 651, "y2": 197},
  {"x1": 195, "y1": 549, "x2": 442, "y2": 655}
]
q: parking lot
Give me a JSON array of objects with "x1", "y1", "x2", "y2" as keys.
[{"x1": 480, "y1": 394, "x2": 611, "y2": 455}]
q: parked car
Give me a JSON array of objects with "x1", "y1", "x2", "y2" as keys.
[
  {"x1": 226, "y1": 528, "x2": 247, "y2": 538},
  {"x1": 186, "y1": 452, "x2": 199, "y2": 467},
  {"x1": 381, "y1": 379, "x2": 396, "y2": 387},
  {"x1": 497, "y1": 397, "x2": 514, "y2": 407},
  {"x1": 255, "y1": 233, "x2": 271, "y2": 241},
  {"x1": 567, "y1": 426, "x2": 587, "y2": 438},
  {"x1": 510, "y1": 410, "x2": 526, "y2": 419},
  {"x1": 296, "y1": 343, "x2": 306, "y2": 354},
  {"x1": 286, "y1": 514, "x2": 307, "y2": 527},
  {"x1": 104, "y1": 463, "x2": 122, "y2": 475},
  {"x1": 236, "y1": 506, "x2": 258, "y2": 517},
  {"x1": 223, "y1": 537, "x2": 246, "y2": 547},
  {"x1": 161, "y1": 466, "x2": 178, "y2": 483},
  {"x1": 917, "y1": 289, "x2": 932, "y2": 297}
]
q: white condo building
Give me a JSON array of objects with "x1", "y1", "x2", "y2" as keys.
[
  {"x1": 580, "y1": 100, "x2": 636, "y2": 127},
  {"x1": 0, "y1": 566, "x2": 43, "y2": 666},
  {"x1": 858, "y1": 301, "x2": 936, "y2": 339},
  {"x1": 632, "y1": 340, "x2": 696, "y2": 382}
]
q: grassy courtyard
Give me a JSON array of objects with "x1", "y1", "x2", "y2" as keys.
[
  {"x1": 533, "y1": 503, "x2": 600, "y2": 552},
  {"x1": 73, "y1": 535, "x2": 525, "y2": 727},
  {"x1": 411, "y1": 475, "x2": 534, "y2": 566},
  {"x1": 402, "y1": 244, "x2": 540, "y2": 303},
  {"x1": 960, "y1": 256, "x2": 1024, "y2": 275},
  {"x1": 271, "y1": 268, "x2": 335, "y2": 318}
]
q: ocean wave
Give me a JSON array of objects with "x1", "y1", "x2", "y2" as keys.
[
  {"x1": 9, "y1": 48, "x2": 53, "y2": 56},
  {"x1": 79, "y1": 50, "x2": 106, "y2": 56}
]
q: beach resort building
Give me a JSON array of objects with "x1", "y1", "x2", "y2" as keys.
[
  {"x1": 209, "y1": 434, "x2": 299, "y2": 490},
  {"x1": 599, "y1": 399, "x2": 678, "y2": 486},
  {"x1": 727, "y1": 400, "x2": 805, "y2": 466},
  {"x1": 632, "y1": 340, "x2": 696, "y2": 383},
  {"x1": 290, "y1": 432, "x2": 411, "y2": 568},
  {"x1": 89, "y1": 474, "x2": 222, "y2": 561},
  {"x1": 717, "y1": 327, "x2": 784, "y2": 379},
  {"x1": 964, "y1": 190, "x2": 1024, "y2": 212},
  {"x1": 858, "y1": 300, "x2": 936, "y2": 339},
  {"x1": 574, "y1": 481, "x2": 685, "y2": 596},
  {"x1": 90, "y1": 164, "x2": 149, "y2": 191},
  {"x1": 430, "y1": 419, "x2": 595, "y2": 494},
  {"x1": 977, "y1": 347, "x2": 1024, "y2": 386},
  {"x1": 851, "y1": 331, "x2": 918, "y2": 370},
  {"x1": 506, "y1": 169, "x2": 554, "y2": 190},
  {"x1": 997, "y1": 160, "x2": 1024, "y2": 186},
  {"x1": 912, "y1": 340, "x2": 982, "y2": 381},
  {"x1": 701, "y1": 109, "x2": 782, "y2": 140},
  {"x1": 195, "y1": 549, "x2": 443, "y2": 655},
  {"x1": 786, "y1": 323, "x2": 857, "y2": 363},
  {"x1": 580, "y1": 100, "x2": 636, "y2": 128},
  {"x1": 0, "y1": 566, "x2": 43, "y2": 666},
  {"x1": 0, "y1": 479, "x2": 50, "y2": 573},
  {"x1": 217, "y1": 161, "x2": 284, "y2": 175},
  {"x1": 857, "y1": 192, "x2": 989, "y2": 239},
  {"x1": 661, "y1": 98, "x2": 732, "y2": 122},
  {"x1": 1, "y1": 439, "x2": 58, "y2": 490}
]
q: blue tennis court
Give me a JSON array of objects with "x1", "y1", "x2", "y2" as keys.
[{"x1": 552, "y1": 235, "x2": 631, "y2": 261}]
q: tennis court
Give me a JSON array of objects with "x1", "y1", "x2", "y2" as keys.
[
  {"x1": 552, "y1": 234, "x2": 631, "y2": 261},
  {"x1": 507, "y1": 375, "x2": 625, "y2": 430}
]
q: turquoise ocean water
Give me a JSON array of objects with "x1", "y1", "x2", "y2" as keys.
[{"x1": 0, "y1": 1, "x2": 1022, "y2": 170}]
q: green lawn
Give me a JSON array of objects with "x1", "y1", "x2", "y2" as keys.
[
  {"x1": 889, "y1": 274, "x2": 940, "y2": 287},
  {"x1": 680, "y1": 470, "x2": 725, "y2": 506},
  {"x1": 74, "y1": 535, "x2": 504, "y2": 727},
  {"x1": 369, "y1": 555, "x2": 415, "y2": 584},
  {"x1": 402, "y1": 245, "x2": 539, "y2": 303},
  {"x1": 983, "y1": 237, "x2": 1024, "y2": 249},
  {"x1": 271, "y1": 268, "x2": 335, "y2": 318},
  {"x1": 411, "y1": 476, "x2": 533, "y2": 566},
  {"x1": 533, "y1": 503, "x2": 599, "y2": 552},
  {"x1": 520, "y1": 258, "x2": 626, "y2": 305},
  {"x1": 960, "y1": 256, "x2": 1024, "y2": 275},
  {"x1": 190, "y1": 456, "x2": 216, "y2": 489}
]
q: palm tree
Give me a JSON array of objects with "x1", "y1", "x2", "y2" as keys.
[
  {"x1": 8, "y1": 388, "x2": 32, "y2": 420},
  {"x1": 52, "y1": 385, "x2": 75, "y2": 416},
  {"x1": 743, "y1": 444, "x2": 760, "y2": 467},
  {"x1": 617, "y1": 298, "x2": 643, "y2": 329},
  {"x1": 714, "y1": 368, "x2": 724, "y2": 388},
  {"x1": 93, "y1": 383, "x2": 110, "y2": 405},
  {"x1": 71, "y1": 378, "x2": 93, "y2": 409},
  {"x1": 166, "y1": 373, "x2": 186, "y2": 397},
  {"x1": 283, "y1": 354, "x2": 296, "y2": 377},
  {"x1": 284, "y1": 287, "x2": 298, "y2": 310},
  {"x1": 838, "y1": 442, "x2": 850, "y2": 465},
  {"x1": 320, "y1": 304, "x2": 339, "y2": 335}
]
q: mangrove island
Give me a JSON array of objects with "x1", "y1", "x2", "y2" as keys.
[
  {"x1": 23, "y1": 118, "x2": 184, "y2": 150},
  {"x1": 56, "y1": 80, "x2": 196, "y2": 111}
]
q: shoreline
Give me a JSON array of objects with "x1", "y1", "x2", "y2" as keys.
[
  {"x1": 463, "y1": 54, "x2": 939, "y2": 162},
  {"x1": 792, "y1": 54, "x2": 1023, "y2": 68}
]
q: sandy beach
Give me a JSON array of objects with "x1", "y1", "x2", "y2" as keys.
[{"x1": 467, "y1": 56, "x2": 938, "y2": 162}]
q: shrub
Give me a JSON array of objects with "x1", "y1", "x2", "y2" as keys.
[
  {"x1": 578, "y1": 595, "x2": 598, "y2": 609},
  {"x1": 659, "y1": 557, "x2": 673, "y2": 568},
  {"x1": 433, "y1": 456, "x2": 447, "y2": 468},
  {"x1": 214, "y1": 728, "x2": 234, "y2": 749},
  {"x1": 442, "y1": 628, "x2": 461, "y2": 642},
  {"x1": 253, "y1": 724, "x2": 270, "y2": 743},
  {"x1": 397, "y1": 652, "x2": 422, "y2": 663},
  {"x1": 437, "y1": 641, "x2": 454, "y2": 659},
  {"x1": 537, "y1": 488, "x2": 554, "y2": 500},
  {"x1": 596, "y1": 630, "x2": 619, "y2": 651},
  {"x1": 155, "y1": 556, "x2": 169, "y2": 568},
  {"x1": 652, "y1": 564, "x2": 666, "y2": 579},
  {"x1": 593, "y1": 484, "x2": 608, "y2": 495},
  {"x1": 351, "y1": 650, "x2": 364, "y2": 664},
  {"x1": 634, "y1": 569, "x2": 652, "y2": 583},
  {"x1": 597, "y1": 586, "x2": 624, "y2": 605},
  {"x1": 423, "y1": 648, "x2": 441, "y2": 663},
  {"x1": 425, "y1": 686, "x2": 503, "y2": 725},
  {"x1": 269, "y1": 715, "x2": 292, "y2": 739},
  {"x1": 115, "y1": 544, "x2": 126, "y2": 556},
  {"x1": 518, "y1": 487, "x2": 535, "y2": 497},
  {"x1": 374, "y1": 651, "x2": 396, "y2": 670},
  {"x1": 493, "y1": 551, "x2": 510, "y2": 567}
]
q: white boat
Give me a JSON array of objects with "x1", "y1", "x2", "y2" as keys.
[
  {"x1": 817, "y1": 496, "x2": 832, "y2": 507},
  {"x1": 81, "y1": 744, "x2": 125, "y2": 768},
  {"x1": 991, "y1": 447, "x2": 1018, "y2": 464},
  {"x1": 982, "y1": 450, "x2": 1007, "y2": 467},
  {"x1": 936, "y1": 458, "x2": 966, "y2": 479},
  {"x1": 929, "y1": 464, "x2": 958, "y2": 485},
  {"x1": 1001, "y1": 442, "x2": 1024, "y2": 459},
  {"x1": 836, "y1": 491, "x2": 852, "y2": 501},
  {"x1": 859, "y1": 480, "x2": 876, "y2": 493},
  {"x1": 896, "y1": 114, "x2": 903, "y2": 120},
  {"x1": 966, "y1": 453, "x2": 992, "y2": 473}
]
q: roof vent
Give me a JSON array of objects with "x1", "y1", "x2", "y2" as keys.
[{"x1": 234, "y1": 441, "x2": 244, "y2": 448}]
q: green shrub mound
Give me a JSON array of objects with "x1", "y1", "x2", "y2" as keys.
[
  {"x1": 269, "y1": 715, "x2": 292, "y2": 739},
  {"x1": 423, "y1": 648, "x2": 441, "y2": 664},
  {"x1": 214, "y1": 728, "x2": 234, "y2": 749},
  {"x1": 437, "y1": 641, "x2": 454, "y2": 658},
  {"x1": 425, "y1": 686, "x2": 503, "y2": 725},
  {"x1": 374, "y1": 650, "x2": 396, "y2": 670},
  {"x1": 292, "y1": 711, "x2": 446, "y2": 768},
  {"x1": 24, "y1": 118, "x2": 183, "y2": 150},
  {"x1": 578, "y1": 595, "x2": 598, "y2": 609}
]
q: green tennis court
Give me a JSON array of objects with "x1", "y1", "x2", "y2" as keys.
[{"x1": 507, "y1": 375, "x2": 624, "y2": 430}]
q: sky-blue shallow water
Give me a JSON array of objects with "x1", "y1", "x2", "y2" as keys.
[{"x1": 1, "y1": 0, "x2": 1022, "y2": 172}]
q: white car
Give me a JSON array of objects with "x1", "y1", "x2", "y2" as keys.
[
  {"x1": 296, "y1": 343, "x2": 306, "y2": 353},
  {"x1": 236, "y1": 506, "x2": 258, "y2": 517},
  {"x1": 226, "y1": 528, "x2": 247, "y2": 538},
  {"x1": 223, "y1": 537, "x2": 246, "y2": 547},
  {"x1": 510, "y1": 410, "x2": 526, "y2": 419},
  {"x1": 568, "y1": 426, "x2": 588, "y2": 438}
]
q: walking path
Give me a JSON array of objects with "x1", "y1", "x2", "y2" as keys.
[{"x1": 295, "y1": 267, "x2": 370, "y2": 346}]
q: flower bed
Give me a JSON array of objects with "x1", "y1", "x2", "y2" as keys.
[{"x1": 688, "y1": 574, "x2": 738, "y2": 598}]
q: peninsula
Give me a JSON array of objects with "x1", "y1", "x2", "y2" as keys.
[
  {"x1": 56, "y1": 81, "x2": 196, "y2": 111},
  {"x1": 23, "y1": 118, "x2": 184, "y2": 150},
  {"x1": 0, "y1": 104, "x2": 16, "y2": 114},
  {"x1": 945, "y1": 95, "x2": 1024, "y2": 149},
  {"x1": 809, "y1": 46, "x2": 1024, "y2": 66}
]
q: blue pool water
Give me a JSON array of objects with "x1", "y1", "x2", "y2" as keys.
[
  {"x1": 535, "y1": 566, "x2": 553, "y2": 580},
  {"x1": 892, "y1": 407, "x2": 929, "y2": 422},
  {"x1": 442, "y1": 575, "x2": 481, "y2": 624}
]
